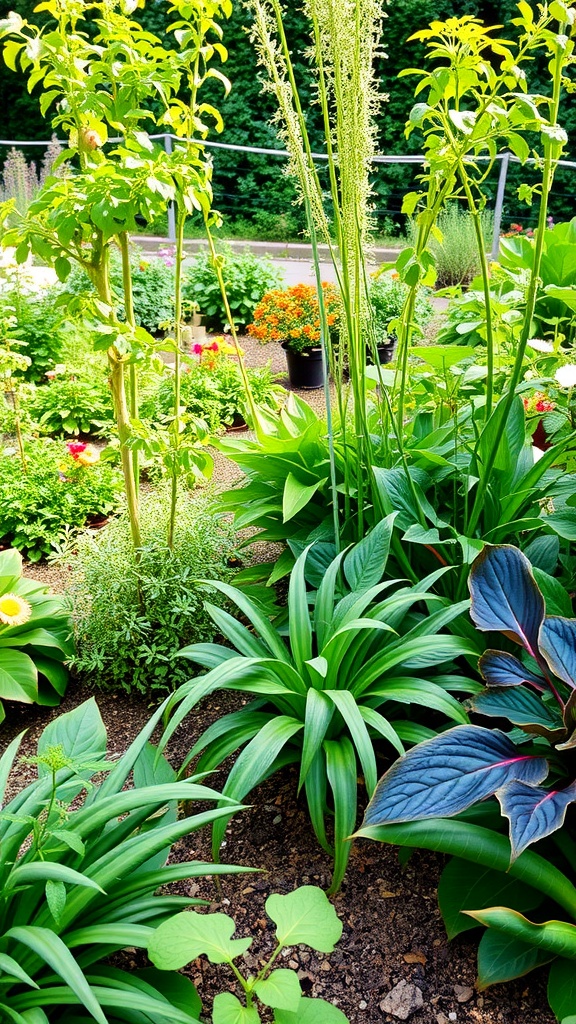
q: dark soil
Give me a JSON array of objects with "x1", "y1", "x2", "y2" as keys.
[{"x1": 1, "y1": 687, "x2": 555, "y2": 1024}]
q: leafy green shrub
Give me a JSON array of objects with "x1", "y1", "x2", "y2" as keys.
[
  {"x1": 145, "y1": 351, "x2": 283, "y2": 432},
  {"x1": 409, "y1": 205, "x2": 494, "y2": 288},
  {"x1": 369, "y1": 271, "x2": 433, "y2": 338},
  {"x1": 28, "y1": 366, "x2": 115, "y2": 436},
  {"x1": 0, "y1": 547, "x2": 72, "y2": 721},
  {"x1": 64, "y1": 248, "x2": 175, "y2": 334},
  {"x1": 149, "y1": 886, "x2": 349, "y2": 1024},
  {"x1": 0, "y1": 696, "x2": 245, "y2": 1024},
  {"x1": 0, "y1": 285, "x2": 65, "y2": 382},
  {"x1": 71, "y1": 487, "x2": 237, "y2": 693},
  {"x1": 166, "y1": 525, "x2": 475, "y2": 892},
  {"x1": 0, "y1": 439, "x2": 122, "y2": 561},
  {"x1": 183, "y1": 245, "x2": 283, "y2": 330}
]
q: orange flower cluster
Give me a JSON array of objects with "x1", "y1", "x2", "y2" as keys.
[{"x1": 248, "y1": 283, "x2": 340, "y2": 352}]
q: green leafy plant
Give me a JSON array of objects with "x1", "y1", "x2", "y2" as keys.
[
  {"x1": 357, "y1": 543, "x2": 576, "y2": 1021},
  {"x1": 408, "y1": 205, "x2": 494, "y2": 288},
  {"x1": 0, "y1": 284, "x2": 65, "y2": 383},
  {"x1": 0, "y1": 695, "x2": 247, "y2": 1023},
  {"x1": 146, "y1": 343, "x2": 284, "y2": 432},
  {"x1": 183, "y1": 245, "x2": 284, "y2": 330},
  {"x1": 65, "y1": 249, "x2": 176, "y2": 336},
  {"x1": 28, "y1": 367, "x2": 115, "y2": 437},
  {"x1": 149, "y1": 886, "x2": 349, "y2": 1024},
  {"x1": 163, "y1": 522, "x2": 476, "y2": 893},
  {"x1": 368, "y1": 271, "x2": 433, "y2": 340},
  {"x1": 0, "y1": 547, "x2": 72, "y2": 722},
  {"x1": 70, "y1": 486, "x2": 237, "y2": 694},
  {"x1": 0, "y1": 438, "x2": 122, "y2": 561}
]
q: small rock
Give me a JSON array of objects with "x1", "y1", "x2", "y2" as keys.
[
  {"x1": 321, "y1": 961, "x2": 332, "y2": 972},
  {"x1": 453, "y1": 985, "x2": 474, "y2": 1004},
  {"x1": 448, "y1": 1014, "x2": 457, "y2": 1022},
  {"x1": 403, "y1": 952, "x2": 427, "y2": 965},
  {"x1": 359, "y1": 1001, "x2": 368, "y2": 1010},
  {"x1": 436, "y1": 1015, "x2": 449, "y2": 1024},
  {"x1": 379, "y1": 980, "x2": 424, "y2": 1020},
  {"x1": 288, "y1": 959, "x2": 299, "y2": 969}
]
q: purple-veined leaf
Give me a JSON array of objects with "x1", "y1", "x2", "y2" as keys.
[
  {"x1": 469, "y1": 546, "x2": 544, "y2": 659},
  {"x1": 497, "y1": 780, "x2": 576, "y2": 859},
  {"x1": 362, "y1": 726, "x2": 548, "y2": 827},
  {"x1": 466, "y1": 685, "x2": 564, "y2": 740},
  {"x1": 539, "y1": 617, "x2": 576, "y2": 689},
  {"x1": 479, "y1": 650, "x2": 545, "y2": 690}
]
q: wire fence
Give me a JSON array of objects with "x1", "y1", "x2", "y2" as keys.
[{"x1": 1, "y1": 133, "x2": 575, "y2": 259}]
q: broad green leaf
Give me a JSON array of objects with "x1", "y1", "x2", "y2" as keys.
[
  {"x1": 548, "y1": 958, "x2": 576, "y2": 1021},
  {"x1": 283, "y1": 473, "x2": 326, "y2": 523},
  {"x1": 343, "y1": 515, "x2": 396, "y2": 592},
  {"x1": 253, "y1": 969, "x2": 302, "y2": 1011},
  {"x1": 438, "y1": 857, "x2": 544, "y2": 940},
  {"x1": 325, "y1": 690, "x2": 377, "y2": 795},
  {"x1": 213, "y1": 993, "x2": 259, "y2": 1024},
  {"x1": 135, "y1": 968, "x2": 202, "y2": 1021},
  {"x1": 38, "y1": 698, "x2": 106, "y2": 773},
  {"x1": 476, "y1": 927, "x2": 554, "y2": 988},
  {"x1": 148, "y1": 911, "x2": 252, "y2": 969},
  {"x1": 274, "y1": 997, "x2": 349, "y2": 1024},
  {"x1": 266, "y1": 886, "x2": 342, "y2": 952},
  {"x1": 0, "y1": 650, "x2": 37, "y2": 702},
  {"x1": 468, "y1": 907, "x2": 576, "y2": 960},
  {"x1": 299, "y1": 690, "x2": 334, "y2": 791}
]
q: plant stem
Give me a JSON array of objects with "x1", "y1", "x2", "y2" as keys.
[
  {"x1": 168, "y1": 211, "x2": 186, "y2": 551},
  {"x1": 118, "y1": 231, "x2": 139, "y2": 499}
]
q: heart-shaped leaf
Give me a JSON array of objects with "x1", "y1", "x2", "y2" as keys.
[
  {"x1": 253, "y1": 969, "x2": 301, "y2": 1011},
  {"x1": 469, "y1": 546, "x2": 544, "y2": 659},
  {"x1": 497, "y1": 780, "x2": 576, "y2": 859},
  {"x1": 213, "y1": 992, "x2": 260, "y2": 1024},
  {"x1": 362, "y1": 726, "x2": 548, "y2": 826},
  {"x1": 266, "y1": 887, "x2": 342, "y2": 952},
  {"x1": 148, "y1": 912, "x2": 252, "y2": 969}
]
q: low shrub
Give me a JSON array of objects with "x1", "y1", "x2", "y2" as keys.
[
  {"x1": 183, "y1": 245, "x2": 283, "y2": 330},
  {"x1": 369, "y1": 271, "x2": 434, "y2": 338},
  {"x1": 64, "y1": 248, "x2": 175, "y2": 334},
  {"x1": 0, "y1": 285, "x2": 66, "y2": 382},
  {"x1": 70, "y1": 486, "x2": 238, "y2": 693},
  {"x1": 144, "y1": 340, "x2": 284, "y2": 432},
  {"x1": 0, "y1": 438, "x2": 122, "y2": 560},
  {"x1": 28, "y1": 364, "x2": 115, "y2": 436},
  {"x1": 409, "y1": 205, "x2": 494, "y2": 288},
  {"x1": 0, "y1": 696, "x2": 245, "y2": 1024}
]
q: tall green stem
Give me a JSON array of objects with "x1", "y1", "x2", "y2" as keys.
[
  {"x1": 466, "y1": 31, "x2": 566, "y2": 537},
  {"x1": 167, "y1": 212, "x2": 186, "y2": 551},
  {"x1": 118, "y1": 231, "x2": 139, "y2": 499}
]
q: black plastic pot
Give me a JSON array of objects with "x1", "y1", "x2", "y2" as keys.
[
  {"x1": 367, "y1": 336, "x2": 397, "y2": 366},
  {"x1": 282, "y1": 343, "x2": 325, "y2": 389}
]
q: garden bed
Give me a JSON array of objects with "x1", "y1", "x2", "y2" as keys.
[{"x1": 2, "y1": 687, "x2": 554, "y2": 1024}]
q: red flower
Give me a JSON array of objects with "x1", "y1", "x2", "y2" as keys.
[{"x1": 67, "y1": 442, "x2": 88, "y2": 460}]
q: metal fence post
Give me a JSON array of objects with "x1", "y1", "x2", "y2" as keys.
[
  {"x1": 163, "y1": 133, "x2": 177, "y2": 244},
  {"x1": 491, "y1": 151, "x2": 510, "y2": 260}
]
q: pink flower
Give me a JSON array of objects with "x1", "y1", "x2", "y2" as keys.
[
  {"x1": 192, "y1": 342, "x2": 203, "y2": 355},
  {"x1": 209, "y1": 341, "x2": 220, "y2": 352},
  {"x1": 67, "y1": 442, "x2": 88, "y2": 460}
]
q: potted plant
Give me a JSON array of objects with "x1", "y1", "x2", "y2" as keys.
[
  {"x1": 368, "y1": 271, "x2": 433, "y2": 363},
  {"x1": 248, "y1": 282, "x2": 340, "y2": 388}
]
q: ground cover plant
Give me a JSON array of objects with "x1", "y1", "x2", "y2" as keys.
[
  {"x1": 162, "y1": 523, "x2": 477, "y2": 893},
  {"x1": 149, "y1": 886, "x2": 349, "y2": 1024},
  {"x1": 358, "y1": 543, "x2": 576, "y2": 1021},
  {"x1": 0, "y1": 547, "x2": 72, "y2": 720},
  {"x1": 0, "y1": 696, "x2": 247, "y2": 1024}
]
